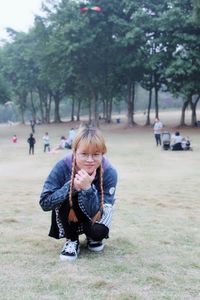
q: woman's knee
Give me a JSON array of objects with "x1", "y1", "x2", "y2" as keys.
[{"x1": 89, "y1": 223, "x2": 109, "y2": 241}]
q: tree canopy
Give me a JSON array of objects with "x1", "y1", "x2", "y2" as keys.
[{"x1": 0, "y1": 0, "x2": 199, "y2": 126}]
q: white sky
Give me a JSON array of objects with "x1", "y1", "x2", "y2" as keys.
[{"x1": 0, "y1": 0, "x2": 44, "y2": 41}]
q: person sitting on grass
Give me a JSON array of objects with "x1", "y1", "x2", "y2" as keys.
[
  {"x1": 39, "y1": 125, "x2": 118, "y2": 261},
  {"x1": 65, "y1": 128, "x2": 76, "y2": 149},
  {"x1": 171, "y1": 131, "x2": 183, "y2": 151},
  {"x1": 49, "y1": 136, "x2": 66, "y2": 153}
]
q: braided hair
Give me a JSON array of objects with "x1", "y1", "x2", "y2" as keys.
[{"x1": 68, "y1": 125, "x2": 107, "y2": 223}]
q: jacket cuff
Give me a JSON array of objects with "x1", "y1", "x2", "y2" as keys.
[{"x1": 81, "y1": 186, "x2": 93, "y2": 195}]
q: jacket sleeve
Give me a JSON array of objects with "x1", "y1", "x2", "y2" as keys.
[
  {"x1": 39, "y1": 160, "x2": 71, "y2": 211},
  {"x1": 78, "y1": 166, "x2": 118, "y2": 219}
]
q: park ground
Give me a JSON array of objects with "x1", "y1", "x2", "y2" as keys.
[{"x1": 0, "y1": 110, "x2": 200, "y2": 300}]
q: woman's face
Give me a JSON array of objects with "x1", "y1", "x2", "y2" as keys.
[{"x1": 75, "y1": 143, "x2": 103, "y2": 174}]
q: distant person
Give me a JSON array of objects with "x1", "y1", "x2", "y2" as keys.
[
  {"x1": 30, "y1": 119, "x2": 36, "y2": 133},
  {"x1": 65, "y1": 128, "x2": 76, "y2": 149},
  {"x1": 153, "y1": 117, "x2": 163, "y2": 146},
  {"x1": 27, "y1": 133, "x2": 36, "y2": 155},
  {"x1": 8, "y1": 120, "x2": 14, "y2": 126},
  {"x1": 50, "y1": 136, "x2": 66, "y2": 153},
  {"x1": 171, "y1": 131, "x2": 183, "y2": 151},
  {"x1": 12, "y1": 134, "x2": 17, "y2": 143},
  {"x1": 43, "y1": 132, "x2": 50, "y2": 153},
  {"x1": 57, "y1": 136, "x2": 66, "y2": 150},
  {"x1": 36, "y1": 118, "x2": 42, "y2": 125},
  {"x1": 181, "y1": 136, "x2": 191, "y2": 150}
]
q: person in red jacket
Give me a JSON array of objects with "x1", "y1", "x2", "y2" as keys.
[{"x1": 12, "y1": 134, "x2": 17, "y2": 143}]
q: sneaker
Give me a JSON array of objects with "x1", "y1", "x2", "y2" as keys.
[
  {"x1": 87, "y1": 238, "x2": 104, "y2": 252},
  {"x1": 60, "y1": 240, "x2": 79, "y2": 261}
]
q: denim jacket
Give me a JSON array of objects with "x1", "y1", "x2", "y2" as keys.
[{"x1": 40, "y1": 153, "x2": 118, "y2": 239}]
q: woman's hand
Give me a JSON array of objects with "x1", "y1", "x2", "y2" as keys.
[{"x1": 74, "y1": 169, "x2": 96, "y2": 191}]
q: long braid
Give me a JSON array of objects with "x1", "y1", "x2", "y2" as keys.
[
  {"x1": 68, "y1": 155, "x2": 78, "y2": 222},
  {"x1": 92, "y1": 163, "x2": 104, "y2": 223},
  {"x1": 99, "y1": 163, "x2": 104, "y2": 210}
]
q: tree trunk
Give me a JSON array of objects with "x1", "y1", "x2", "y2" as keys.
[
  {"x1": 102, "y1": 99, "x2": 106, "y2": 119},
  {"x1": 107, "y1": 98, "x2": 113, "y2": 123},
  {"x1": 53, "y1": 92, "x2": 61, "y2": 123},
  {"x1": 180, "y1": 99, "x2": 190, "y2": 126},
  {"x1": 17, "y1": 92, "x2": 27, "y2": 124},
  {"x1": 191, "y1": 95, "x2": 200, "y2": 126},
  {"x1": 38, "y1": 90, "x2": 44, "y2": 122},
  {"x1": 71, "y1": 97, "x2": 75, "y2": 122},
  {"x1": 127, "y1": 80, "x2": 135, "y2": 126},
  {"x1": 46, "y1": 94, "x2": 52, "y2": 124},
  {"x1": 30, "y1": 90, "x2": 36, "y2": 120},
  {"x1": 20, "y1": 107, "x2": 25, "y2": 124},
  {"x1": 76, "y1": 98, "x2": 81, "y2": 122},
  {"x1": 146, "y1": 87, "x2": 153, "y2": 126},
  {"x1": 88, "y1": 99, "x2": 92, "y2": 123},
  {"x1": 38, "y1": 88, "x2": 51, "y2": 124},
  {"x1": 105, "y1": 98, "x2": 108, "y2": 121},
  {"x1": 155, "y1": 87, "x2": 159, "y2": 118},
  {"x1": 190, "y1": 100, "x2": 195, "y2": 126},
  {"x1": 90, "y1": 88, "x2": 99, "y2": 127}
]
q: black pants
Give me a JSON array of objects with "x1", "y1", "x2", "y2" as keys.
[
  {"x1": 172, "y1": 143, "x2": 183, "y2": 151},
  {"x1": 44, "y1": 144, "x2": 50, "y2": 152},
  {"x1": 58, "y1": 197, "x2": 109, "y2": 242},
  {"x1": 29, "y1": 145, "x2": 34, "y2": 155}
]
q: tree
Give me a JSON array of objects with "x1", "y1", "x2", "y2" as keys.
[
  {"x1": 164, "y1": 0, "x2": 200, "y2": 126},
  {"x1": 193, "y1": 0, "x2": 200, "y2": 23}
]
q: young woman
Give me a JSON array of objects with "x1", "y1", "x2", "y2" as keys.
[{"x1": 40, "y1": 125, "x2": 118, "y2": 261}]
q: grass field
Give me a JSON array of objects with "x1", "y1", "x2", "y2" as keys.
[{"x1": 0, "y1": 111, "x2": 200, "y2": 300}]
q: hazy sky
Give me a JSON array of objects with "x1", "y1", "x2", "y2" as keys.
[{"x1": 0, "y1": 0, "x2": 43, "y2": 40}]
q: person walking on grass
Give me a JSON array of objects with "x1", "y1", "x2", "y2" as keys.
[
  {"x1": 40, "y1": 125, "x2": 118, "y2": 261},
  {"x1": 153, "y1": 117, "x2": 163, "y2": 146},
  {"x1": 43, "y1": 132, "x2": 50, "y2": 152},
  {"x1": 30, "y1": 119, "x2": 36, "y2": 134},
  {"x1": 27, "y1": 133, "x2": 36, "y2": 155}
]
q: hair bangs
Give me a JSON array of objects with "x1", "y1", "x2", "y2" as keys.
[
  {"x1": 73, "y1": 126, "x2": 107, "y2": 154},
  {"x1": 81, "y1": 134, "x2": 106, "y2": 154}
]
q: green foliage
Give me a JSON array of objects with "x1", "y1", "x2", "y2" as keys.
[
  {"x1": 0, "y1": 74, "x2": 11, "y2": 103},
  {"x1": 164, "y1": 0, "x2": 200, "y2": 98},
  {"x1": 193, "y1": 0, "x2": 200, "y2": 23},
  {"x1": 0, "y1": 0, "x2": 199, "y2": 125}
]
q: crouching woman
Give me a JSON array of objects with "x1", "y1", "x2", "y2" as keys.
[{"x1": 39, "y1": 125, "x2": 118, "y2": 261}]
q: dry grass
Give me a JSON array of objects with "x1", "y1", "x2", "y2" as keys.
[{"x1": 1, "y1": 111, "x2": 200, "y2": 300}]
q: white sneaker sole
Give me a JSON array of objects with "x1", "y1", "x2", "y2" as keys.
[
  {"x1": 88, "y1": 244, "x2": 104, "y2": 252},
  {"x1": 60, "y1": 254, "x2": 78, "y2": 261},
  {"x1": 59, "y1": 248, "x2": 80, "y2": 261}
]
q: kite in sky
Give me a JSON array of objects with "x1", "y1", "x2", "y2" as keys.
[{"x1": 80, "y1": 5, "x2": 102, "y2": 12}]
